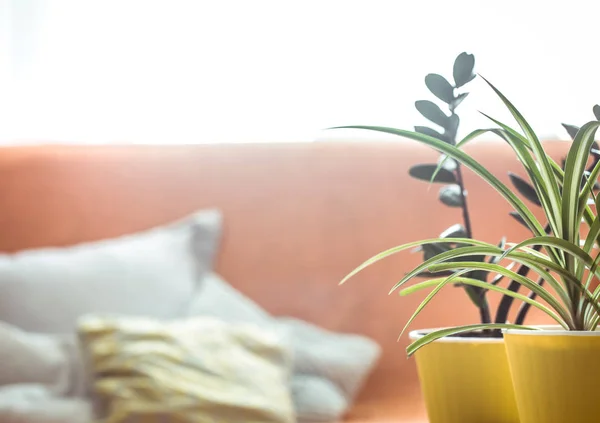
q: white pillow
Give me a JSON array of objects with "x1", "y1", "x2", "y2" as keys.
[
  {"x1": 0, "y1": 209, "x2": 221, "y2": 333},
  {"x1": 0, "y1": 384, "x2": 93, "y2": 423},
  {"x1": 186, "y1": 272, "x2": 381, "y2": 422},
  {"x1": 0, "y1": 321, "x2": 84, "y2": 398}
]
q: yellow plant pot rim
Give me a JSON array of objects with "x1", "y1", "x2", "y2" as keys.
[
  {"x1": 409, "y1": 328, "x2": 504, "y2": 343},
  {"x1": 504, "y1": 325, "x2": 600, "y2": 336}
]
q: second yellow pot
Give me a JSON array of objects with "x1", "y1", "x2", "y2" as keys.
[
  {"x1": 410, "y1": 329, "x2": 519, "y2": 423},
  {"x1": 504, "y1": 327, "x2": 600, "y2": 423}
]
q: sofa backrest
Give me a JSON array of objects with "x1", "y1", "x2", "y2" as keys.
[{"x1": 0, "y1": 141, "x2": 567, "y2": 410}]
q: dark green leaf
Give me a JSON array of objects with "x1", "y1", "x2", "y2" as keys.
[
  {"x1": 462, "y1": 284, "x2": 486, "y2": 308},
  {"x1": 469, "y1": 270, "x2": 489, "y2": 283},
  {"x1": 509, "y1": 211, "x2": 530, "y2": 229},
  {"x1": 562, "y1": 123, "x2": 580, "y2": 140},
  {"x1": 440, "y1": 224, "x2": 466, "y2": 239},
  {"x1": 452, "y1": 92, "x2": 469, "y2": 109},
  {"x1": 421, "y1": 243, "x2": 451, "y2": 261},
  {"x1": 594, "y1": 105, "x2": 600, "y2": 121},
  {"x1": 453, "y1": 52, "x2": 476, "y2": 88},
  {"x1": 508, "y1": 172, "x2": 541, "y2": 206},
  {"x1": 414, "y1": 269, "x2": 455, "y2": 278},
  {"x1": 415, "y1": 100, "x2": 449, "y2": 128},
  {"x1": 412, "y1": 243, "x2": 454, "y2": 278},
  {"x1": 446, "y1": 114, "x2": 460, "y2": 141},
  {"x1": 439, "y1": 184, "x2": 463, "y2": 207},
  {"x1": 409, "y1": 164, "x2": 456, "y2": 183},
  {"x1": 414, "y1": 126, "x2": 446, "y2": 142},
  {"x1": 425, "y1": 73, "x2": 454, "y2": 104},
  {"x1": 438, "y1": 154, "x2": 457, "y2": 171}
]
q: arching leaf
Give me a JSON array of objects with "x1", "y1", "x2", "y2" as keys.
[
  {"x1": 330, "y1": 125, "x2": 546, "y2": 236},
  {"x1": 421, "y1": 243, "x2": 451, "y2": 261},
  {"x1": 407, "y1": 324, "x2": 539, "y2": 356},
  {"x1": 488, "y1": 238, "x2": 506, "y2": 264},
  {"x1": 409, "y1": 164, "x2": 456, "y2": 183},
  {"x1": 438, "y1": 154, "x2": 457, "y2": 171},
  {"x1": 440, "y1": 224, "x2": 466, "y2": 239},
  {"x1": 425, "y1": 73, "x2": 454, "y2": 104},
  {"x1": 594, "y1": 105, "x2": 600, "y2": 121}
]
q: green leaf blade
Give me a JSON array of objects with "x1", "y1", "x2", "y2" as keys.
[
  {"x1": 330, "y1": 125, "x2": 546, "y2": 237},
  {"x1": 407, "y1": 324, "x2": 539, "y2": 356}
]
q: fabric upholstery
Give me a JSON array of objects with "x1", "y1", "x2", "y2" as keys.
[{"x1": 0, "y1": 142, "x2": 571, "y2": 420}]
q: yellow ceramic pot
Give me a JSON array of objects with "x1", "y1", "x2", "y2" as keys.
[
  {"x1": 410, "y1": 329, "x2": 519, "y2": 423},
  {"x1": 504, "y1": 327, "x2": 600, "y2": 423}
]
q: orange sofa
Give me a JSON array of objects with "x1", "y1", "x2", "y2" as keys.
[{"x1": 0, "y1": 140, "x2": 565, "y2": 422}]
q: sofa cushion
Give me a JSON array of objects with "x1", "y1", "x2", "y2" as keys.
[
  {"x1": 0, "y1": 209, "x2": 221, "y2": 333},
  {"x1": 290, "y1": 375, "x2": 347, "y2": 423},
  {"x1": 0, "y1": 384, "x2": 93, "y2": 423},
  {"x1": 0, "y1": 321, "x2": 85, "y2": 397},
  {"x1": 187, "y1": 272, "x2": 381, "y2": 422},
  {"x1": 78, "y1": 314, "x2": 294, "y2": 423}
]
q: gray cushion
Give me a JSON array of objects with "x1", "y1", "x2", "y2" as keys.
[
  {"x1": 0, "y1": 209, "x2": 222, "y2": 333},
  {"x1": 186, "y1": 272, "x2": 380, "y2": 422},
  {"x1": 277, "y1": 317, "x2": 380, "y2": 403},
  {"x1": 290, "y1": 375, "x2": 347, "y2": 423}
]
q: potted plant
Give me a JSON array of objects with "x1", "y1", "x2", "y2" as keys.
[{"x1": 337, "y1": 55, "x2": 600, "y2": 423}]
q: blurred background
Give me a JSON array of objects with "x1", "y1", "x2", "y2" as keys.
[{"x1": 2, "y1": 0, "x2": 599, "y2": 145}]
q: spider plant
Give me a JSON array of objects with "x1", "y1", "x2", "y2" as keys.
[{"x1": 337, "y1": 79, "x2": 600, "y2": 357}]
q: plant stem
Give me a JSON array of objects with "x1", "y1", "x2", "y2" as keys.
[
  {"x1": 479, "y1": 297, "x2": 492, "y2": 324},
  {"x1": 448, "y1": 108, "x2": 485, "y2": 323},
  {"x1": 494, "y1": 224, "x2": 550, "y2": 324},
  {"x1": 455, "y1": 163, "x2": 473, "y2": 238},
  {"x1": 514, "y1": 277, "x2": 545, "y2": 325}
]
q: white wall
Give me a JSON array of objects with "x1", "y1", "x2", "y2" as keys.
[{"x1": 2, "y1": 0, "x2": 600, "y2": 144}]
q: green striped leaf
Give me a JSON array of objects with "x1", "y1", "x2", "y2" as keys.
[
  {"x1": 399, "y1": 276, "x2": 568, "y2": 329},
  {"x1": 480, "y1": 76, "x2": 562, "y2": 237},
  {"x1": 407, "y1": 324, "x2": 539, "y2": 356},
  {"x1": 330, "y1": 126, "x2": 546, "y2": 237}
]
